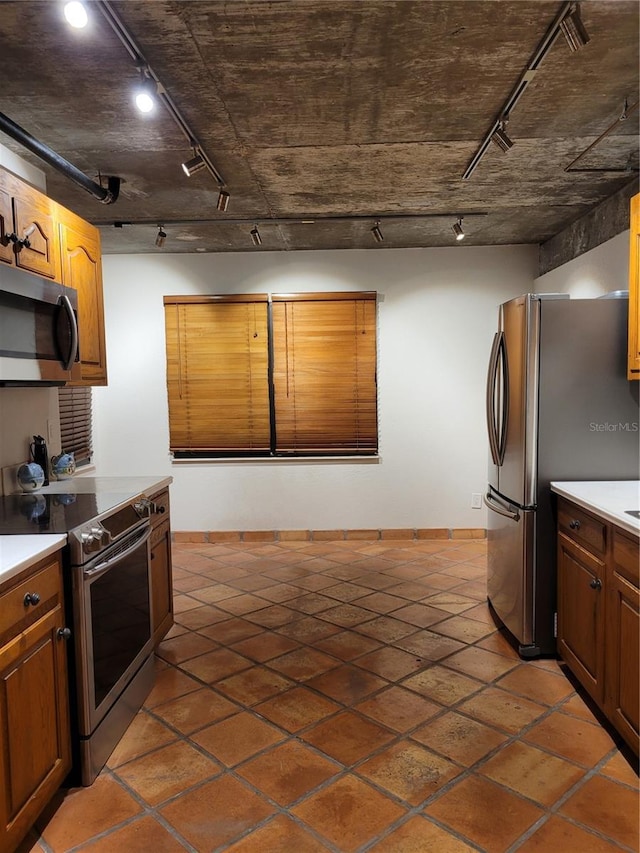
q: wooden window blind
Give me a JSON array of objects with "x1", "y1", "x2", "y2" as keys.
[
  {"x1": 164, "y1": 295, "x2": 271, "y2": 454},
  {"x1": 57, "y1": 386, "x2": 93, "y2": 466},
  {"x1": 271, "y1": 293, "x2": 377, "y2": 454},
  {"x1": 164, "y1": 291, "x2": 378, "y2": 458}
]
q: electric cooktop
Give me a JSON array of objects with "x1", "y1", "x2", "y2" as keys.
[{"x1": 0, "y1": 492, "x2": 139, "y2": 535}]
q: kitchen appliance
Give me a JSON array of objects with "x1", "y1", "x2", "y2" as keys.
[
  {"x1": 485, "y1": 293, "x2": 639, "y2": 657},
  {"x1": 30, "y1": 434, "x2": 50, "y2": 485},
  {"x1": 0, "y1": 265, "x2": 80, "y2": 385},
  {"x1": 0, "y1": 491, "x2": 155, "y2": 785}
]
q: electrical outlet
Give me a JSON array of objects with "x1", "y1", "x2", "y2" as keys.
[
  {"x1": 47, "y1": 419, "x2": 55, "y2": 444},
  {"x1": 471, "y1": 493, "x2": 482, "y2": 509}
]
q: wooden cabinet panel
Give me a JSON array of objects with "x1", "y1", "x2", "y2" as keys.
[
  {"x1": 557, "y1": 532, "x2": 606, "y2": 704},
  {"x1": 0, "y1": 187, "x2": 14, "y2": 266},
  {"x1": 150, "y1": 520, "x2": 173, "y2": 646},
  {"x1": 149, "y1": 489, "x2": 173, "y2": 647},
  {"x1": 0, "y1": 555, "x2": 71, "y2": 853},
  {"x1": 59, "y1": 215, "x2": 108, "y2": 385},
  {"x1": 629, "y1": 192, "x2": 640, "y2": 380},
  {"x1": 605, "y1": 531, "x2": 639, "y2": 750},
  {"x1": 557, "y1": 497, "x2": 639, "y2": 755},
  {"x1": 12, "y1": 187, "x2": 59, "y2": 280}
]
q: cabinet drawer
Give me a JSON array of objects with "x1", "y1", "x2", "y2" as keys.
[
  {"x1": 0, "y1": 559, "x2": 62, "y2": 646},
  {"x1": 613, "y1": 528, "x2": 640, "y2": 589},
  {"x1": 149, "y1": 489, "x2": 170, "y2": 527},
  {"x1": 558, "y1": 501, "x2": 607, "y2": 556}
]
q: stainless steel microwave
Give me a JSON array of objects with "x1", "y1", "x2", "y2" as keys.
[{"x1": 0, "y1": 264, "x2": 81, "y2": 385}]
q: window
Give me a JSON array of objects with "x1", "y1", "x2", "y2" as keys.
[
  {"x1": 57, "y1": 386, "x2": 93, "y2": 466},
  {"x1": 164, "y1": 291, "x2": 377, "y2": 458}
]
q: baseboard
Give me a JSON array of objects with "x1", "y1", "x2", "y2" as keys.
[{"x1": 172, "y1": 527, "x2": 487, "y2": 543}]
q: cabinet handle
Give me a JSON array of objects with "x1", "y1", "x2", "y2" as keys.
[
  {"x1": 23, "y1": 592, "x2": 41, "y2": 606},
  {"x1": 569, "y1": 519, "x2": 581, "y2": 530},
  {"x1": 590, "y1": 578, "x2": 602, "y2": 590},
  {"x1": 57, "y1": 627, "x2": 72, "y2": 640}
]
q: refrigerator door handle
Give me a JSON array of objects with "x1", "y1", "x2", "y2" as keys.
[
  {"x1": 484, "y1": 489, "x2": 520, "y2": 522},
  {"x1": 486, "y1": 331, "x2": 508, "y2": 466}
]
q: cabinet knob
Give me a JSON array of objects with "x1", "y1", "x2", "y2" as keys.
[
  {"x1": 569, "y1": 519, "x2": 581, "y2": 530},
  {"x1": 57, "y1": 627, "x2": 72, "y2": 640},
  {"x1": 590, "y1": 578, "x2": 602, "y2": 591},
  {"x1": 23, "y1": 592, "x2": 41, "y2": 606}
]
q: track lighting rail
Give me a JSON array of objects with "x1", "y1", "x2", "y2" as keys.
[
  {"x1": 463, "y1": 0, "x2": 580, "y2": 180},
  {"x1": 95, "y1": 0, "x2": 226, "y2": 188}
]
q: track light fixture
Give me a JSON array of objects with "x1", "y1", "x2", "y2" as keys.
[
  {"x1": 250, "y1": 225, "x2": 262, "y2": 247},
  {"x1": 64, "y1": 1, "x2": 88, "y2": 28},
  {"x1": 452, "y1": 218, "x2": 465, "y2": 241},
  {"x1": 135, "y1": 68, "x2": 157, "y2": 113},
  {"x1": 182, "y1": 150, "x2": 206, "y2": 177},
  {"x1": 491, "y1": 116, "x2": 514, "y2": 152},
  {"x1": 371, "y1": 221, "x2": 384, "y2": 243},
  {"x1": 155, "y1": 225, "x2": 166, "y2": 248},
  {"x1": 216, "y1": 189, "x2": 231, "y2": 212},
  {"x1": 560, "y1": 3, "x2": 590, "y2": 51}
]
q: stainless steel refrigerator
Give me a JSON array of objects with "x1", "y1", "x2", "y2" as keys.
[{"x1": 485, "y1": 293, "x2": 639, "y2": 657}]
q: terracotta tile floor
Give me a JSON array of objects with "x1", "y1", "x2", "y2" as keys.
[{"x1": 21, "y1": 539, "x2": 639, "y2": 853}]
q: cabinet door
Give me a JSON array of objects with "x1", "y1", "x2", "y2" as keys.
[
  {"x1": 150, "y1": 520, "x2": 174, "y2": 646},
  {"x1": 557, "y1": 532, "x2": 606, "y2": 704},
  {"x1": 629, "y1": 192, "x2": 640, "y2": 379},
  {"x1": 0, "y1": 606, "x2": 71, "y2": 852},
  {"x1": 12, "y1": 187, "x2": 59, "y2": 280},
  {"x1": 0, "y1": 187, "x2": 14, "y2": 266},
  {"x1": 605, "y1": 531, "x2": 639, "y2": 754},
  {"x1": 59, "y1": 217, "x2": 108, "y2": 385}
]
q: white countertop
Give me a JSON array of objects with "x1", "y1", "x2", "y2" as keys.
[
  {"x1": 0, "y1": 535, "x2": 67, "y2": 586},
  {"x1": 550, "y1": 481, "x2": 640, "y2": 537},
  {"x1": 0, "y1": 475, "x2": 172, "y2": 584}
]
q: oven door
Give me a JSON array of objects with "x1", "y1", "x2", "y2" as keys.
[{"x1": 72, "y1": 520, "x2": 153, "y2": 736}]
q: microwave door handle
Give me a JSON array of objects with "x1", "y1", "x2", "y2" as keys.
[
  {"x1": 59, "y1": 293, "x2": 79, "y2": 371},
  {"x1": 486, "y1": 332, "x2": 502, "y2": 466},
  {"x1": 83, "y1": 525, "x2": 152, "y2": 580}
]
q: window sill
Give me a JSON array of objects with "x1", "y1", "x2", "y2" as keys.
[{"x1": 170, "y1": 455, "x2": 380, "y2": 465}]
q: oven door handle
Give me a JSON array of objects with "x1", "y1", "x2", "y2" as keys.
[{"x1": 83, "y1": 524, "x2": 152, "y2": 580}]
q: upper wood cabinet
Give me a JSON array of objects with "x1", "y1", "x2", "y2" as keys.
[
  {"x1": 0, "y1": 165, "x2": 108, "y2": 386},
  {"x1": 58, "y1": 211, "x2": 108, "y2": 386},
  {"x1": 629, "y1": 192, "x2": 640, "y2": 380},
  {"x1": 0, "y1": 170, "x2": 60, "y2": 280}
]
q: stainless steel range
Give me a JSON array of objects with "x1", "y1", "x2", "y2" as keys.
[
  {"x1": 0, "y1": 491, "x2": 157, "y2": 785},
  {"x1": 67, "y1": 496, "x2": 155, "y2": 785}
]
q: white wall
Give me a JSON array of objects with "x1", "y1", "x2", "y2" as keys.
[
  {"x1": 94, "y1": 245, "x2": 537, "y2": 532},
  {"x1": 535, "y1": 231, "x2": 629, "y2": 297}
]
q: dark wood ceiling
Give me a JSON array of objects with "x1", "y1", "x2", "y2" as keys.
[{"x1": 0, "y1": 0, "x2": 638, "y2": 254}]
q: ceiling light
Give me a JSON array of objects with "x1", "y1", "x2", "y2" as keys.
[
  {"x1": 560, "y1": 3, "x2": 590, "y2": 51},
  {"x1": 371, "y1": 221, "x2": 384, "y2": 243},
  {"x1": 64, "y1": 1, "x2": 88, "y2": 28},
  {"x1": 250, "y1": 226, "x2": 262, "y2": 247},
  {"x1": 216, "y1": 189, "x2": 230, "y2": 212},
  {"x1": 452, "y1": 218, "x2": 465, "y2": 241},
  {"x1": 134, "y1": 70, "x2": 157, "y2": 113},
  {"x1": 155, "y1": 226, "x2": 166, "y2": 248},
  {"x1": 491, "y1": 117, "x2": 513, "y2": 152},
  {"x1": 182, "y1": 151, "x2": 206, "y2": 177}
]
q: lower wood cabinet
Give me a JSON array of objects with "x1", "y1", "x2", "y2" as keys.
[
  {"x1": 0, "y1": 553, "x2": 72, "y2": 853},
  {"x1": 149, "y1": 489, "x2": 173, "y2": 646},
  {"x1": 557, "y1": 498, "x2": 639, "y2": 755}
]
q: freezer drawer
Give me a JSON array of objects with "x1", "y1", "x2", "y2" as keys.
[{"x1": 485, "y1": 487, "x2": 537, "y2": 653}]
